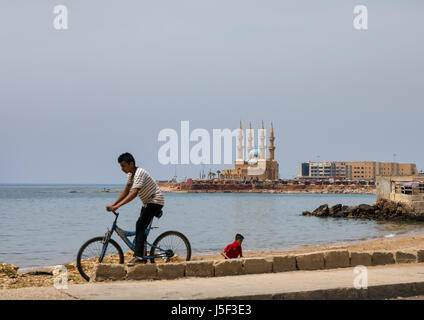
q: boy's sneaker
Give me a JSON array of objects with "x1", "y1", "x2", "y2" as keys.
[{"x1": 127, "y1": 257, "x2": 147, "y2": 266}]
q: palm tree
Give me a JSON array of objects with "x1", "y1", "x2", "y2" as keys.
[{"x1": 216, "y1": 170, "x2": 221, "y2": 179}]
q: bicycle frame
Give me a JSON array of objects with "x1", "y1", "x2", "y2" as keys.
[{"x1": 99, "y1": 211, "x2": 172, "y2": 262}]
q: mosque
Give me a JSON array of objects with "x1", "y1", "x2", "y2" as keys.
[{"x1": 221, "y1": 122, "x2": 279, "y2": 181}]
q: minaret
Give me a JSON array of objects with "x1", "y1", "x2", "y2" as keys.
[
  {"x1": 259, "y1": 121, "x2": 266, "y2": 160},
  {"x1": 268, "y1": 122, "x2": 275, "y2": 161},
  {"x1": 247, "y1": 122, "x2": 253, "y2": 160},
  {"x1": 236, "y1": 121, "x2": 244, "y2": 164}
]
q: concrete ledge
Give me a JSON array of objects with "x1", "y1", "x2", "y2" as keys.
[
  {"x1": 91, "y1": 249, "x2": 424, "y2": 282},
  {"x1": 372, "y1": 251, "x2": 395, "y2": 266},
  {"x1": 395, "y1": 251, "x2": 417, "y2": 263},
  {"x1": 222, "y1": 282, "x2": 424, "y2": 300},
  {"x1": 91, "y1": 264, "x2": 126, "y2": 282},
  {"x1": 157, "y1": 263, "x2": 185, "y2": 280},
  {"x1": 350, "y1": 252, "x2": 372, "y2": 267},
  {"x1": 296, "y1": 252, "x2": 324, "y2": 270},
  {"x1": 417, "y1": 250, "x2": 424, "y2": 263},
  {"x1": 324, "y1": 250, "x2": 350, "y2": 269},
  {"x1": 126, "y1": 264, "x2": 157, "y2": 280},
  {"x1": 273, "y1": 255, "x2": 297, "y2": 272},
  {"x1": 242, "y1": 257, "x2": 273, "y2": 275},
  {"x1": 185, "y1": 261, "x2": 214, "y2": 277},
  {"x1": 214, "y1": 259, "x2": 243, "y2": 277}
]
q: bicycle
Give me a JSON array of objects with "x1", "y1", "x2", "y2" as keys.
[{"x1": 76, "y1": 209, "x2": 191, "y2": 281}]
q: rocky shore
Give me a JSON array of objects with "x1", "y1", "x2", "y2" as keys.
[{"x1": 303, "y1": 199, "x2": 424, "y2": 221}]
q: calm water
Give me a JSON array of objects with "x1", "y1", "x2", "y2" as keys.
[{"x1": 1, "y1": 184, "x2": 424, "y2": 270}]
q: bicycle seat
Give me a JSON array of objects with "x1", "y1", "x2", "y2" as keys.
[{"x1": 155, "y1": 209, "x2": 163, "y2": 219}]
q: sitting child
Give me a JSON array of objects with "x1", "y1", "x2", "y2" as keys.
[{"x1": 221, "y1": 234, "x2": 244, "y2": 259}]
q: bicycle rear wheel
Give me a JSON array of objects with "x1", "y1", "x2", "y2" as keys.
[
  {"x1": 149, "y1": 231, "x2": 191, "y2": 263},
  {"x1": 76, "y1": 236, "x2": 124, "y2": 281}
]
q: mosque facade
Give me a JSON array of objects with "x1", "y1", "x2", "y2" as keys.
[{"x1": 221, "y1": 122, "x2": 279, "y2": 181}]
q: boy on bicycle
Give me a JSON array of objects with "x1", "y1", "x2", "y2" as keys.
[{"x1": 106, "y1": 152, "x2": 164, "y2": 266}]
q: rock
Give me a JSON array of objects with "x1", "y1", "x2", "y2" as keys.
[
  {"x1": 395, "y1": 251, "x2": 417, "y2": 263},
  {"x1": 313, "y1": 204, "x2": 329, "y2": 217},
  {"x1": 305, "y1": 199, "x2": 419, "y2": 221},
  {"x1": 350, "y1": 252, "x2": 372, "y2": 266},
  {"x1": 0, "y1": 264, "x2": 19, "y2": 277},
  {"x1": 296, "y1": 252, "x2": 325, "y2": 270},
  {"x1": 272, "y1": 255, "x2": 297, "y2": 272},
  {"x1": 371, "y1": 252, "x2": 395, "y2": 266},
  {"x1": 185, "y1": 261, "x2": 214, "y2": 277},
  {"x1": 358, "y1": 204, "x2": 374, "y2": 214},
  {"x1": 417, "y1": 250, "x2": 424, "y2": 263},
  {"x1": 157, "y1": 263, "x2": 185, "y2": 280},
  {"x1": 91, "y1": 264, "x2": 126, "y2": 282},
  {"x1": 126, "y1": 264, "x2": 157, "y2": 280},
  {"x1": 324, "y1": 250, "x2": 350, "y2": 269},
  {"x1": 242, "y1": 257, "x2": 273, "y2": 275},
  {"x1": 214, "y1": 259, "x2": 243, "y2": 277},
  {"x1": 329, "y1": 204, "x2": 343, "y2": 216}
]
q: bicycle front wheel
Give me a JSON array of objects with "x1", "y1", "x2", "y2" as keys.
[
  {"x1": 150, "y1": 231, "x2": 191, "y2": 263},
  {"x1": 76, "y1": 236, "x2": 124, "y2": 281}
]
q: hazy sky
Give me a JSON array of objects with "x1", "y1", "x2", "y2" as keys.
[{"x1": 0, "y1": 1, "x2": 423, "y2": 184}]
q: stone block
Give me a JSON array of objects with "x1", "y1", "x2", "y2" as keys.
[
  {"x1": 185, "y1": 261, "x2": 214, "y2": 277},
  {"x1": 371, "y1": 251, "x2": 395, "y2": 266},
  {"x1": 126, "y1": 263, "x2": 157, "y2": 280},
  {"x1": 417, "y1": 250, "x2": 424, "y2": 263},
  {"x1": 324, "y1": 250, "x2": 350, "y2": 269},
  {"x1": 242, "y1": 257, "x2": 273, "y2": 275},
  {"x1": 157, "y1": 263, "x2": 186, "y2": 280},
  {"x1": 272, "y1": 255, "x2": 297, "y2": 272},
  {"x1": 214, "y1": 259, "x2": 243, "y2": 277},
  {"x1": 91, "y1": 263, "x2": 126, "y2": 282},
  {"x1": 296, "y1": 252, "x2": 325, "y2": 270},
  {"x1": 395, "y1": 251, "x2": 417, "y2": 263},
  {"x1": 350, "y1": 252, "x2": 372, "y2": 267}
]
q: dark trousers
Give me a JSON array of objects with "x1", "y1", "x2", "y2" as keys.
[{"x1": 135, "y1": 203, "x2": 163, "y2": 258}]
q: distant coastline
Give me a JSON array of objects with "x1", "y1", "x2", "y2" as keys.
[{"x1": 157, "y1": 181, "x2": 376, "y2": 195}]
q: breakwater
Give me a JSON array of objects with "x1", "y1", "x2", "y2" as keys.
[{"x1": 303, "y1": 199, "x2": 424, "y2": 221}]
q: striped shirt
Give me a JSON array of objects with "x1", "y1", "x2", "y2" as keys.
[{"x1": 127, "y1": 167, "x2": 165, "y2": 207}]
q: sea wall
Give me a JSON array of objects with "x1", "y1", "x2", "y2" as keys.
[{"x1": 91, "y1": 249, "x2": 424, "y2": 282}]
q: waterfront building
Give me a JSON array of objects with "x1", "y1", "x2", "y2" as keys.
[
  {"x1": 221, "y1": 122, "x2": 279, "y2": 181},
  {"x1": 298, "y1": 161, "x2": 418, "y2": 181},
  {"x1": 376, "y1": 175, "x2": 424, "y2": 214}
]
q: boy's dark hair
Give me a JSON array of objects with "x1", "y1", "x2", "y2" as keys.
[
  {"x1": 235, "y1": 234, "x2": 244, "y2": 241},
  {"x1": 118, "y1": 152, "x2": 135, "y2": 165}
]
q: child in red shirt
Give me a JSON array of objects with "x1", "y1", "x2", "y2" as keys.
[{"x1": 221, "y1": 234, "x2": 244, "y2": 259}]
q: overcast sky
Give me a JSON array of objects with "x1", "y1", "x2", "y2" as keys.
[{"x1": 0, "y1": 1, "x2": 423, "y2": 184}]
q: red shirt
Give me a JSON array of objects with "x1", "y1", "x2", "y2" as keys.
[{"x1": 224, "y1": 241, "x2": 242, "y2": 259}]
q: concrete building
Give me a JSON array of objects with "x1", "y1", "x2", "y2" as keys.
[
  {"x1": 298, "y1": 161, "x2": 351, "y2": 180},
  {"x1": 298, "y1": 161, "x2": 418, "y2": 181},
  {"x1": 376, "y1": 175, "x2": 424, "y2": 214}
]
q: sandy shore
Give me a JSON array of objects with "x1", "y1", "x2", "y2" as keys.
[{"x1": 2, "y1": 230, "x2": 424, "y2": 289}]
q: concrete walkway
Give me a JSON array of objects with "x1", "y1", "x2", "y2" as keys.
[{"x1": 2, "y1": 263, "x2": 424, "y2": 300}]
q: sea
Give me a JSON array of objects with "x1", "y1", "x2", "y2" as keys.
[{"x1": 1, "y1": 184, "x2": 424, "y2": 270}]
